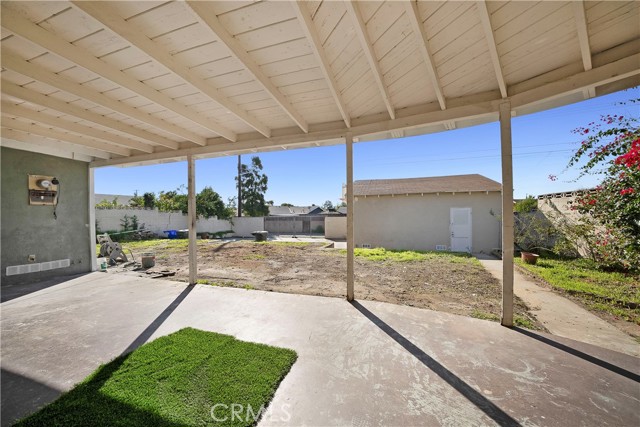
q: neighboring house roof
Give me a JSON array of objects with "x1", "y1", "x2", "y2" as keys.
[
  {"x1": 268, "y1": 205, "x2": 322, "y2": 216},
  {"x1": 353, "y1": 174, "x2": 501, "y2": 197},
  {"x1": 95, "y1": 193, "x2": 134, "y2": 205}
]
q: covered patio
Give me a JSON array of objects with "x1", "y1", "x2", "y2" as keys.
[
  {"x1": 2, "y1": 273, "x2": 639, "y2": 426},
  {"x1": 2, "y1": 0, "x2": 639, "y2": 325},
  {"x1": 1, "y1": 1, "x2": 639, "y2": 424}
]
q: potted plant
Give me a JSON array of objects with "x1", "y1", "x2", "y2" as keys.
[{"x1": 520, "y1": 251, "x2": 540, "y2": 265}]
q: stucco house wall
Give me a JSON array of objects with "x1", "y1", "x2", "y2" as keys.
[
  {"x1": 1, "y1": 147, "x2": 92, "y2": 286},
  {"x1": 354, "y1": 192, "x2": 501, "y2": 253}
]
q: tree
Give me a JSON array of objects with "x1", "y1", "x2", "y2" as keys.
[
  {"x1": 280, "y1": 203, "x2": 293, "y2": 207},
  {"x1": 236, "y1": 156, "x2": 269, "y2": 217},
  {"x1": 514, "y1": 195, "x2": 538, "y2": 213},
  {"x1": 129, "y1": 191, "x2": 144, "y2": 207},
  {"x1": 322, "y1": 200, "x2": 334, "y2": 210},
  {"x1": 143, "y1": 192, "x2": 156, "y2": 209},
  {"x1": 557, "y1": 102, "x2": 639, "y2": 270},
  {"x1": 156, "y1": 187, "x2": 187, "y2": 213},
  {"x1": 96, "y1": 197, "x2": 123, "y2": 208},
  {"x1": 196, "y1": 186, "x2": 226, "y2": 219}
]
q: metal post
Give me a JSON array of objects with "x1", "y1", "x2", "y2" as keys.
[
  {"x1": 346, "y1": 132, "x2": 354, "y2": 301},
  {"x1": 499, "y1": 100, "x2": 514, "y2": 326},
  {"x1": 187, "y1": 155, "x2": 197, "y2": 285},
  {"x1": 88, "y1": 166, "x2": 97, "y2": 272}
]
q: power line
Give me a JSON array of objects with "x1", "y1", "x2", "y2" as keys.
[{"x1": 365, "y1": 149, "x2": 575, "y2": 166}]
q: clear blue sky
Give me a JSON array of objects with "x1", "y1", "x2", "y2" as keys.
[{"x1": 95, "y1": 88, "x2": 639, "y2": 206}]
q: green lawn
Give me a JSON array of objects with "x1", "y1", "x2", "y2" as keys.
[
  {"x1": 344, "y1": 247, "x2": 479, "y2": 265},
  {"x1": 17, "y1": 328, "x2": 297, "y2": 426},
  {"x1": 516, "y1": 257, "x2": 640, "y2": 323}
]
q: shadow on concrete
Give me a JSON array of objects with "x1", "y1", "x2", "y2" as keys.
[
  {"x1": 513, "y1": 327, "x2": 640, "y2": 383},
  {"x1": 1, "y1": 273, "x2": 90, "y2": 303},
  {"x1": 350, "y1": 300, "x2": 521, "y2": 427},
  {"x1": 2, "y1": 364, "x2": 184, "y2": 427},
  {"x1": 2, "y1": 284, "x2": 195, "y2": 425},
  {"x1": 1, "y1": 368, "x2": 62, "y2": 426},
  {"x1": 121, "y1": 284, "x2": 195, "y2": 355}
]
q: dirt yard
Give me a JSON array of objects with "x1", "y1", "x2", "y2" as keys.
[{"x1": 118, "y1": 239, "x2": 542, "y2": 329}]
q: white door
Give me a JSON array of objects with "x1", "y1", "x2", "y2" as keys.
[{"x1": 450, "y1": 208, "x2": 472, "y2": 253}]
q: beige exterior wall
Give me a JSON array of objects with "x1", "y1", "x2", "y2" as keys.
[
  {"x1": 325, "y1": 216, "x2": 347, "y2": 239},
  {"x1": 354, "y1": 192, "x2": 501, "y2": 253}
]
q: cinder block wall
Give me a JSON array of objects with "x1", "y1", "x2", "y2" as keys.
[
  {"x1": 95, "y1": 208, "x2": 263, "y2": 238},
  {"x1": 1, "y1": 147, "x2": 91, "y2": 286}
]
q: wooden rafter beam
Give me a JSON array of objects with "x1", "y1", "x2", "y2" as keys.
[
  {"x1": 404, "y1": 0, "x2": 446, "y2": 110},
  {"x1": 291, "y1": 1, "x2": 351, "y2": 127},
  {"x1": 92, "y1": 52, "x2": 640, "y2": 168},
  {"x1": 574, "y1": 0, "x2": 592, "y2": 71},
  {"x1": 71, "y1": 1, "x2": 270, "y2": 138},
  {"x1": 2, "y1": 100, "x2": 138, "y2": 155},
  {"x1": 1, "y1": 50, "x2": 207, "y2": 146},
  {"x1": 343, "y1": 1, "x2": 395, "y2": 120},
  {"x1": 0, "y1": 5, "x2": 236, "y2": 142},
  {"x1": 1, "y1": 127, "x2": 111, "y2": 160},
  {"x1": 186, "y1": 1, "x2": 309, "y2": 133},
  {"x1": 573, "y1": 0, "x2": 596, "y2": 99},
  {"x1": 476, "y1": 1, "x2": 508, "y2": 98},
  {"x1": 2, "y1": 81, "x2": 159, "y2": 152},
  {"x1": 1, "y1": 116, "x2": 130, "y2": 157}
]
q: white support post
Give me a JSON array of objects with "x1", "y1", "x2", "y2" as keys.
[
  {"x1": 88, "y1": 165, "x2": 97, "y2": 272},
  {"x1": 346, "y1": 132, "x2": 354, "y2": 301},
  {"x1": 499, "y1": 100, "x2": 514, "y2": 326},
  {"x1": 187, "y1": 155, "x2": 197, "y2": 285}
]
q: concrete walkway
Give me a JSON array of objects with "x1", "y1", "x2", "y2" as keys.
[
  {"x1": 477, "y1": 256, "x2": 640, "y2": 357},
  {"x1": 2, "y1": 273, "x2": 639, "y2": 426}
]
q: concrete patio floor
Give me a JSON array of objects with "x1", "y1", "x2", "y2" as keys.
[{"x1": 1, "y1": 273, "x2": 639, "y2": 426}]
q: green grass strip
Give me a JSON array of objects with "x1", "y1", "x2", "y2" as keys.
[
  {"x1": 341, "y1": 247, "x2": 478, "y2": 265},
  {"x1": 16, "y1": 328, "x2": 297, "y2": 427},
  {"x1": 516, "y1": 257, "x2": 640, "y2": 322}
]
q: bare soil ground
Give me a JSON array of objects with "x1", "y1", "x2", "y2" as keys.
[{"x1": 119, "y1": 239, "x2": 542, "y2": 329}]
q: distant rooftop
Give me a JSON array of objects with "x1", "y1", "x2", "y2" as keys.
[{"x1": 353, "y1": 174, "x2": 501, "y2": 197}]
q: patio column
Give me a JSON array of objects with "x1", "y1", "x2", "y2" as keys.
[
  {"x1": 187, "y1": 155, "x2": 197, "y2": 285},
  {"x1": 499, "y1": 100, "x2": 514, "y2": 326},
  {"x1": 88, "y1": 166, "x2": 97, "y2": 272},
  {"x1": 346, "y1": 132, "x2": 354, "y2": 301}
]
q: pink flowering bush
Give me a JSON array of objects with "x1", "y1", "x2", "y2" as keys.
[{"x1": 565, "y1": 101, "x2": 640, "y2": 270}]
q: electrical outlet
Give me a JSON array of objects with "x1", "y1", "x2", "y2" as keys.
[{"x1": 28, "y1": 254, "x2": 36, "y2": 262}]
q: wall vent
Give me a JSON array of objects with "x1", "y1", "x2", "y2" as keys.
[
  {"x1": 435, "y1": 245, "x2": 447, "y2": 251},
  {"x1": 361, "y1": 244, "x2": 372, "y2": 249},
  {"x1": 6, "y1": 259, "x2": 71, "y2": 276}
]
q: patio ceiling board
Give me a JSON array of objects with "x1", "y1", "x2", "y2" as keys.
[
  {"x1": 1, "y1": 101, "x2": 149, "y2": 156},
  {"x1": 587, "y1": 1, "x2": 640, "y2": 54},
  {"x1": 2, "y1": 51, "x2": 209, "y2": 145},
  {"x1": 0, "y1": 6, "x2": 236, "y2": 144},
  {"x1": 72, "y1": 1, "x2": 270, "y2": 139},
  {"x1": 0, "y1": 1, "x2": 638, "y2": 165},
  {"x1": 344, "y1": 0, "x2": 396, "y2": 120},
  {"x1": 186, "y1": 0, "x2": 310, "y2": 133},
  {"x1": 0, "y1": 116, "x2": 126, "y2": 158},
  {"x1": 291, "y1": 0, "x2": 351, "y2": 127},
  {"x1": 1, "y1": 82, "x2": 161, "y2": 152},
  {"x1": 0, "y1": 126, "x2": 113, "y2": 160}
]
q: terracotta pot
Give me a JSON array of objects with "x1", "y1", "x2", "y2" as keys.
[{"x1": 521, "y1": 251, "x2": 539, "y2": 265}]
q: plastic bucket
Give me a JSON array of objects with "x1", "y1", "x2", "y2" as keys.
[{"x1": 141, "y1": 252, "x2": 156, "y2": 268}]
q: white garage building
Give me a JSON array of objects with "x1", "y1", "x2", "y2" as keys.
[{"x1": 354, "y1": 174, "x2": 502, "y2": 254}]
